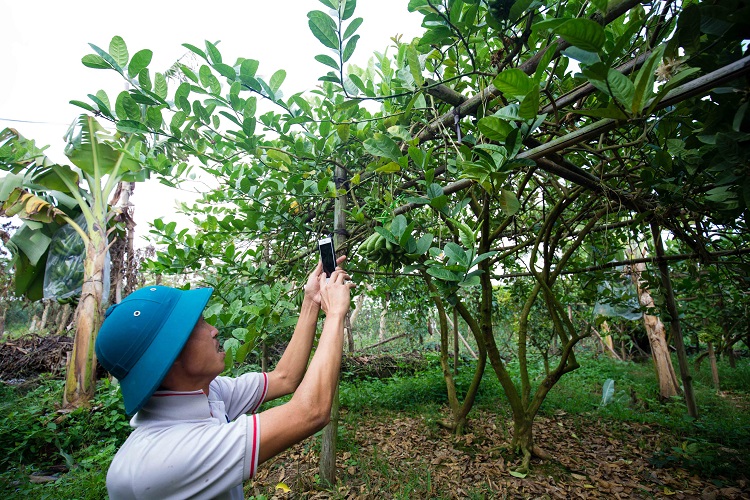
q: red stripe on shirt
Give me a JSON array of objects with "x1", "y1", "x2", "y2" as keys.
[
  {"x1": 250, "y1": 373, "x2": 268, "y2": 413},
  {"x1": 249, "y1": 414, "x2": 259, "y2": 478},
  {"x1": 153, "y1": 390, "x2": 204, "y2": 397}
]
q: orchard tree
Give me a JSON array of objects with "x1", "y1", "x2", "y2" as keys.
[{"x1": 63, "y1": 0, "x2": 750, "y2": 473}]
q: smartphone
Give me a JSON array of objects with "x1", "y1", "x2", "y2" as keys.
[{"x1": 319, "y1": 237, "x2": 336, "y2": 278}]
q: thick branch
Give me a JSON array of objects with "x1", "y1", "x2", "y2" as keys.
[
  {"x1": 415, "y1": 0, "x2": 643, "y2": 144},
  {"x1": 493, "y1": 247, "x2": 750, "y2": 279}
]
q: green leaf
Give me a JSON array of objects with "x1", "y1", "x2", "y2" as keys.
[
  {"x1": 554, "y1": 19, "x2": 605, "y2": 53},
  {"x1": 632, "y1": 45, "x2": 665, "y2": 114},
  {"x1": 343, "y1": 17, "x2": 363, "y2": 39},
  {"x1": 391, "y1": 214, "x2": 408, "y2": 239},
  {"x1": 88, "y1": 43, "x2": 123, "y2": 73},
  {"x1": 509, "y1": 470, "x2": 528, "y2": 479},
  {"x1": 471, "y1": 251, "x2": 497, "y2": 267},
  {"x1": 69, "y1": 100, "x2": 97, "y2": 113},
  {"x1": 444, "y1": 242, "x2": 468, "y2": 266},
  {"x1": 533, "y1": 45, "x2": 557, "y2": 83},
  {"x1": 499, "y1": 189, "x2": 520, "y2": 216},
  {"x1": 406, "y1": 44, "x2": 424, "y2": 86},
  {"x1": 170, "y1": 111, "x2": 187, "y2": 132},
  {"x1": 315, "y1": 54, "x2": 340, "y2": 70},
  {"x1": 213, "y1": 63, "x2": 237, "y2": 80},
  {"x1": 10, "y1": 223, "x2": 51, "y2": 266},
  {"x1": 417, "y1": 26, "x2": 453, "y2": 48},
  {"x1": 240, "y1": 59, "x2": 259, "y2": 79},
  {"x1": 375, "y1": 161, "x2": 401, "y2": 173},
  {"x1": 582, "y1": 63, "x2": 634, "y2": 110},
  {"x1": 363, "y1": 133, "x2": 401, "y2": 162},
  {"x1": 415, "y1": 233, "x2": 433, "y2": 254},
  {"x1": 109, "y1": 36, "x2": 129, "y2": 68},
  {"x1": 81, "y1": 54, "x2": 110, "y2": 70},
  {"x1": 128, "y1": 49, "x2": 153, "y2": 78},
  {"x1": 269, "y1": 69, "x2": 286, "y2": 93},
  {"x1": 138, "y1": 68, "x2": 151, "y2": 91},
  {"x1": 605, "y1": 69, "x2": 635, "y2": 110},
  {"x1": 146, "y1": 107, "x2": 163, "y2": 129},
  {"x1": 206, "y1": 40, "x2": 222, "y2": 64},
  {"x1": 426, "y1": 267, "x2": 462, "y2": 282},
  {"x1": 532, "y1": 18, "x2": 571, "y2": 34},
  {"x1": 267, "y1": 149, "x2": 292, "y2": 167},
  {"x1": 518, "y1": 86, "x2": 540, "y2": 120},
  {"x1": 182, "y1": 43, "x2": 207, "y2": 60},
  {"x1": 477, "y1": 116, "x2": 513, "y2": 141},
  {"x1": 87, "y1": 93, "x2": 114, "y2": 119},
  {"x1": 116, "y1": 120, "x2": 149, "y2": 134},
  {"x1": 244, "y1": 96, "x2": 257, "y2": 118},
  {"x1": 560, "y1": 46, "x2": 601, "y2": 65},
  {"x1": 154, "y1": 73, "x2": 168, "y2": 100},
  {"x1": 342, "y1": 34, "x2": 360, "y2": 63},
  {"x1": 308, "y1": 10, "x2": 340, "y2": 51},
  {"x1": 341, "y1": 0, "x2": 357, "y2": 20},
  {"x1": 455, "y1": 221, "x2": 475, "y2": 248},
  {"x1": 493, "y1": 68, "x2": 534, "y2": 100}
]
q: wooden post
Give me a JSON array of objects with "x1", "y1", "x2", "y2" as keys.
[
  {"x1": 651, "y1": 222, "x2": 698, "y2": 418},
  {"x1": 320, "y1": 163, "x2": 348, "y2": 485}
]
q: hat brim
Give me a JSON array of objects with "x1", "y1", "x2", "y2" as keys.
[{"x1": 118, "y1": 287, "x2": 214, "y2": 415}]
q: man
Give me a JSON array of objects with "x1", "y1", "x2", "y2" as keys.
[{"x1": 95, "y1": 258, "x2": 354, "y2": 499}]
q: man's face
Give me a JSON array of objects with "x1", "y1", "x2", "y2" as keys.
[{"x1": 175, "y1": 316, "x2": 225, "y2": 379}]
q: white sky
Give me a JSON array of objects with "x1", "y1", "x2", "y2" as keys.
[{"x1": 0, "y1": 0, "x2": 424, "y2": 246}]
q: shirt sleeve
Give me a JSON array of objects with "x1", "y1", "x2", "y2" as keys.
[
  {"x1": 108, "y1": 414, "x2": 262, "y2": 500},
  {"x1": 210, "y1": 372, "x2": 268, "y2": 420}
]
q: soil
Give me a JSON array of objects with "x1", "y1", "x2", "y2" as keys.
[{"x1": 248, "y1": 409, "x2": 750, "y2": 499}]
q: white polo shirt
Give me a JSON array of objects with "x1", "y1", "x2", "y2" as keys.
[{"x1": 107, "y1": 372, "x2": 268, "y2": 500}]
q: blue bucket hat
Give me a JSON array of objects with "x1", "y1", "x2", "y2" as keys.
[{"x1": 95, "y1": 285, "x2": 214, "y2": 415}]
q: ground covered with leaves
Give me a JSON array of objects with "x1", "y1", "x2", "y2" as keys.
[
  {"x1": 2, "y1": 344, "x2": 749, "y2": 499},
  {"x1": 249, "y1": 408, "x2": 749, "y2": 499}
]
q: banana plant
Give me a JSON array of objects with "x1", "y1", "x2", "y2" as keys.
[{"x1": 0, "y1": 115, "x2": 147, "y2": 408}]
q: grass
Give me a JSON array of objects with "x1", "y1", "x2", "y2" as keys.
[{"x1": 1, "y1": 351, "x2": 748, "y2": 497}]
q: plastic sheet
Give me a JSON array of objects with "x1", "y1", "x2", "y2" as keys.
[
  {"x1": 593, "y1": 278, "x2": 641, "y2": 321},
  {"x1": 43, "y1": 214, "x2": 110, "y2": 303}
]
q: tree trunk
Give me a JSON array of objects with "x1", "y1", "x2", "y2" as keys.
[
  {"x1": 348, "y1": 292, "x2": 365, "y2": 352},
  {"x1": 39, "y1": 299, "x2": 51, "y2": 331},
  {"x1": 426, "y1": 274, "x2": 486, "y2": 436},
  {"x1": 64, "y1": 226, "x2": 107, "y2": 408},
  {"x1": 56, "y1": 304, "x2": 72, "y2": 335},
  {"x1": 378, "y1": 293, "x2": 390, "y2": 341},
  {"x1": 707, "y1": 341, "x2": 720, "y2": 392},
  {"x1": 345, "y1": 314, "x2": 354, "y2": 353},
  {"x1": 511, "y1": 415, "x2": 534, "y2": 472},
  {"x1": 453, "y1": 308, "x2": 459, "y2": 375},
  {"x1": 446, "y1": 312, "x2": 477, "y2": 359},
  {"x1": 630, "y1": 259, "x2": 681, "y2": 399},
  {"x1": 261, "y1": 342, "x2": 268, "y2": 373}
]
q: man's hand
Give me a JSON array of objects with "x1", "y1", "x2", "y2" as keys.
[
  {"x1": 319, "y1": 264, "x2": 355, "y2": 317},
  {"x1": 304, "y1": 255, "x2": 346, "y2": 306}
]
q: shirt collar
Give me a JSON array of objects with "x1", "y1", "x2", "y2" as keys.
[{"x1": 131, "y1": 389, "x2": 212, "y2": 426}]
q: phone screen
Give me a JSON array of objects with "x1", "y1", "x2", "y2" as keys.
[{"x1": 319, "y1": 237, "x2": 336, "y2": 277}]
